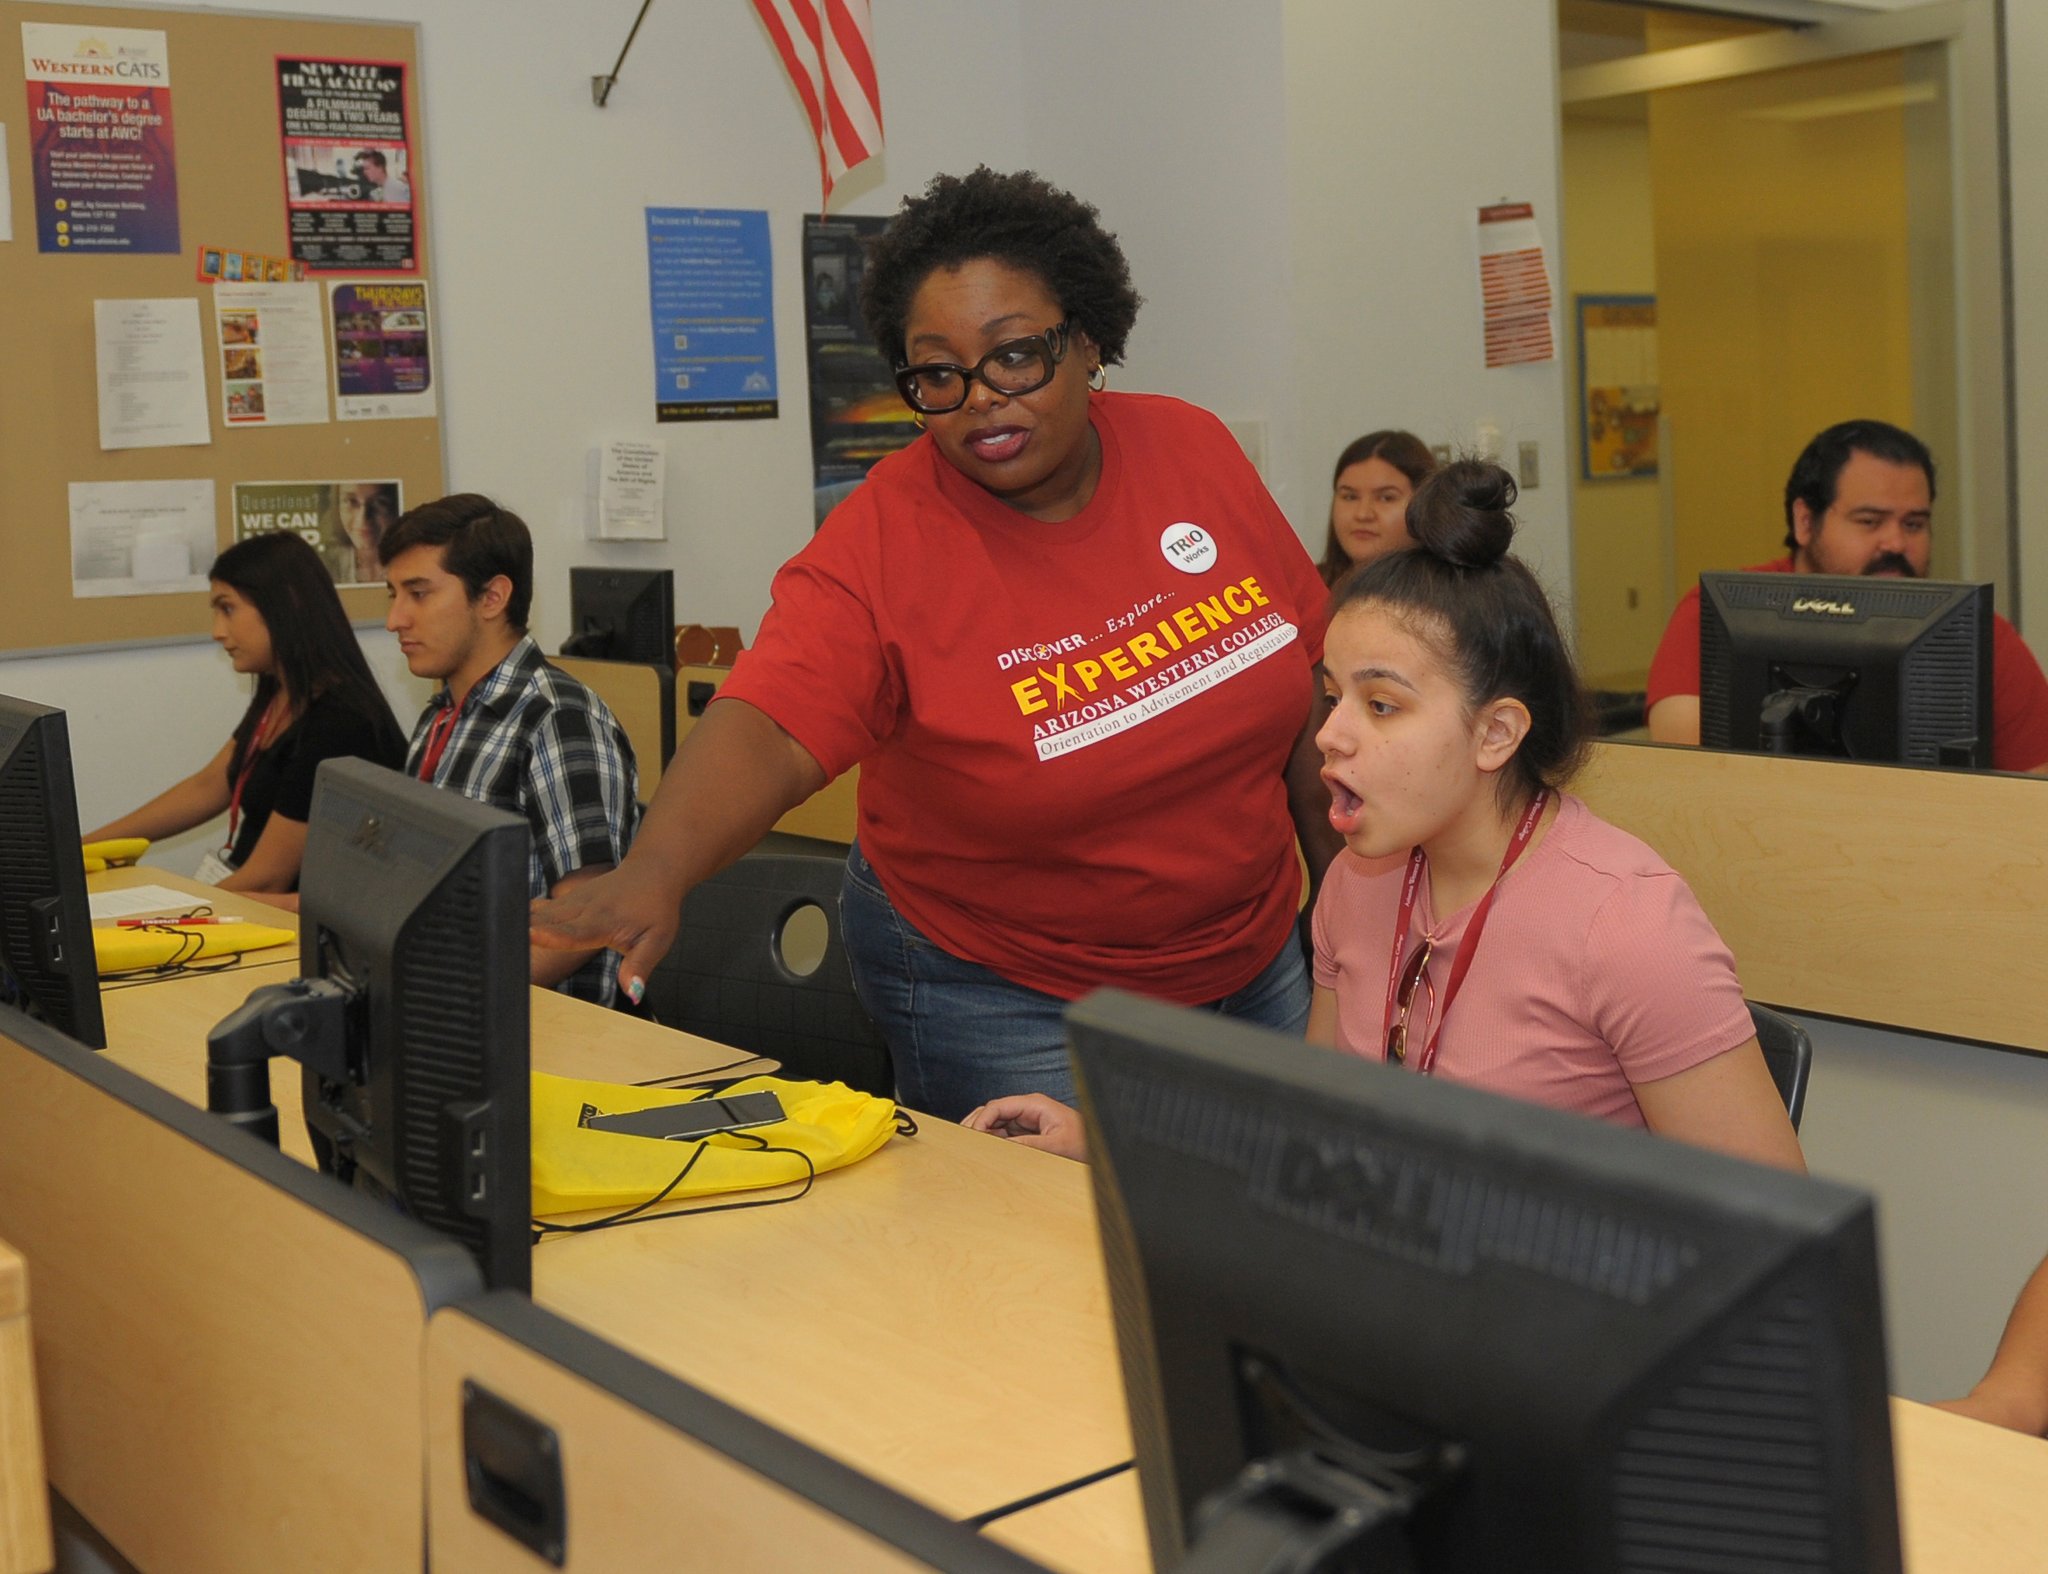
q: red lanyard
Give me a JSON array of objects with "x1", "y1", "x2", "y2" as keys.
[
  {"x1": 416, "y1": 698, "x2": 462, "y2": 783},
  {"x1": 1380, "y1": 790, "x2": 1549, "y2": 1077},
  {"x1": 225, "y1": 704, "x2": 278, "y2": 848}
]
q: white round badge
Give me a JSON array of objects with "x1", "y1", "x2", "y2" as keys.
[{"x1": 1160, "y1": 522, "x2": 1218, "y2": 575}]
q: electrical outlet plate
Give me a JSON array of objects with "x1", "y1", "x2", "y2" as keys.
[{"x1": 1518, "y1": 440, "x2": 1540, "y2": 489}]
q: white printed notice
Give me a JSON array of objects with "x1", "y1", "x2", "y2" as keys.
[
  {"x1": 1475, "y1": 202, "x2": 1555, "y2": 369},
  {"x1": 589, "y1": 439, "x2": 666, "y2": 540},
  {"x1": 70, "y1": 478, "x2": 216, "y2": 598},
  {"x1": 94, "y1": 297, "x2": 211, "y2": 449},
  {"x1": 212, "y1": 281, "x2": 328, "y2": 426}
]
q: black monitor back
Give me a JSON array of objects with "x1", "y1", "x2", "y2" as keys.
[
  {"x1": 0, "y1": 695, "x2": 105, "y2": 1048},
  {"x1": 1699, "y1": 572, "x2": 1990, "y2": 766},
  {"x1": 1069, "y1": 990, "x2": 1901, "y2": 1574},
  {"x1": 563, "y1": 566, "x2": 675, "y2": 665},
  {"x1": 298, "y1": 758, "x2": 532, "y2": 1292}
]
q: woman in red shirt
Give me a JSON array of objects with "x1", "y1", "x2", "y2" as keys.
[{"x1": 535, "y1": 168, "x2": 1338, "y2": 1118}]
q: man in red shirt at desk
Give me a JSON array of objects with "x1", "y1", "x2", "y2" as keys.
[{"x1": 1644, "y1": 418, "x2": 2048, "y2": 772}]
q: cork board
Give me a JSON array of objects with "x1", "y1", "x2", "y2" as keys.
[{"x1": 0, "y1": 1, "x2": 441, "y2": 656}]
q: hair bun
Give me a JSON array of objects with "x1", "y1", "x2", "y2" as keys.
[{"x1": 1407, "y1": 459, "x2": 1517, "y2": 569}]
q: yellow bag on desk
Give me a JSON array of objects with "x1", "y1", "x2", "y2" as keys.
[
  {"x1": 530, "y1": 1072, "x2": 898, "y2": 1216},
  {"x1": 81, "y1": 837, "x2": 150, "y2": 874},
  {"x1": 93, "y1": 921, "x2": 294, "y2": 974}
]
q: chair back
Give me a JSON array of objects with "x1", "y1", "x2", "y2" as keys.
[
  {"x1": 1748, "y1": 1001, "x2": 1813, "y2": 1131},
  {"x1": 646, "y1": 852, "x2": 893, "y2": 1097}
]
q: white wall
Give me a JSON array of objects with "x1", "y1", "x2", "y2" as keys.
[
  {"x1": 2006, "y1": 5, "x2": 2048, "y2": 636},
  {"x1": 1281, "y1": 0, "x2": 1575, "y2": 613}
]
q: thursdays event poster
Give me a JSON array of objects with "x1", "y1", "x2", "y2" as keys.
[
  {"x1": 20, "y1": 22, "x2": 180, "y2": 254},
  {"x1": 329, "y1": 280, "x2": 434, "y2": 420},
  {"x1": 276, "y1": 56, "x2": 416, "y2": 273}
]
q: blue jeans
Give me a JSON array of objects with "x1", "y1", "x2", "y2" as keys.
[{"x1": 840, "y1": 842, "x2": 1311, "y2": 1121}]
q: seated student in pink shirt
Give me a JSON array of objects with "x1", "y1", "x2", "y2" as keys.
[{"x1": 969, "y1": 461, "x2": 1805, "y2": 1172}]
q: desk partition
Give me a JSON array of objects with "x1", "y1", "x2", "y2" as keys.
[
  {"x1": 427, "y1": 1293, "x2": 1049, "y2": 1571},
  {"x1": 678, "y1": 663, "x2": 859, "y2": 842},
  {"x1": 1576, "y1": 742, "x2": 2048, "y2": 1053},
  {"x1": 0, "y1": 1003, "x2": 481, "y2": 1573},
  {"x1": 553, "y1": 656, "x2": 675, "y2": 795}
]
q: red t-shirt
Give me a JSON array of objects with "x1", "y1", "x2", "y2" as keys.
[
  {"x1": 1646, "y1": 558, "x2": 2048, "y2": 772},
  {"x1": 718, "y1": 391, "x2": 1330, "y2": 1002}
]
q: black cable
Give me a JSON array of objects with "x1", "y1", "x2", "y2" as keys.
[
  {"x1": 532, "y1": 1131, "x2": 818, "y2": 1240},
  {"x1": 630, "y1": 1054, "x2": 774, "y2": 1088}
]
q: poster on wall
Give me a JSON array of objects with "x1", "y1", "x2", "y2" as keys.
[
  {"x1": 1475, "y1": 202, "x2": 1555, "y2": 369},
  {"x1": 329, "y1": 279, "x2": 434, "y2": 420},
  {"x1": 213, "y1": 281, "x2": 329, "y2": 427},
  {"x1": 233, "y1": 480, "x2": 400, "y2": 585},
  {"x1": 276, "y1": 57, "x2": 416, "y2": 274},
  {"x1": 69, "y1": 478, "x2": 216, "y2": 598},
  {"x1": 1577, "y1": 295, "x2": 1659, "y2": 480},
  {"x1": 21, "y1": 22, "x2": 180, "y2": 254},
  {"x1": 646, "y1": 207, "x2": 778, "y2": 422},
  {"x1": 802, "y1": 213, "x2": 918, "y2": 526}
]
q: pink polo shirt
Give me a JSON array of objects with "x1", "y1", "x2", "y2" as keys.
[{"x1": 1310, "y1": 794, "x2": 1754, "y2": 1127}]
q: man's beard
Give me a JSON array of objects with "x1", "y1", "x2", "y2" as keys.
[{"x1": 1862, "y1": 552, "x2": 1918, "y2": 577}]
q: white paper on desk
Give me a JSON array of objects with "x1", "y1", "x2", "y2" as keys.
[
  {"x1": 88, "y1": 884, "x2": 217, "y2": 921},
  {"x1": 213, "y1": 282, "x2": 329, "y2": 427},
  {"x1": 95, "y1": 298, "x2": 212, "y2": 449},
  {"x1": 70, "y1": 478, "x2": 217, "y2": 598},
  {"x1": 587, "y1": 439, "x2": 666, "y2": 540},
  {"x1": 0, "y1": 125, "x2": 12, "y2": 243}
]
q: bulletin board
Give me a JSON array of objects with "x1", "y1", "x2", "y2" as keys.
[{"x1": 0, "y1": 1, "x2": 442, "y2": 657}]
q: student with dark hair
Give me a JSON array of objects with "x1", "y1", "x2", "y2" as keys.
[
  {"x1": 85, "y1": 530, "x2": 406, "y2": 894},
  {"x1": 1317, "y1": 429, "x2": 1436, "y2": 586},
  {"x1": 968, "y1": 464, "x2": 1808, "y2": 1167},
  {"x1": 1645, "y1": 417, "x2": 2048, "y2": 769},
  {"x1": 534, "y1": 166, "x2": 1338, "y2": 1117},
  {"x1": 380, "y1": 493, "x2": 639, "y2": 1006}
]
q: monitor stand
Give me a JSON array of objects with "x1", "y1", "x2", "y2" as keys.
[
  {"x1": 1758, "y1": 672, "x2": 1856, "y2": 756},
  {"x1": 204, "y1": 977, "x2": 354, "y2": 1147},
  {"x1": 1182, "y1": 1358, "x2": 1465, "y2": 1574}
]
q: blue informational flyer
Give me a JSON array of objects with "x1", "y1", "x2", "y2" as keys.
[{"x1": 646, "y1": 207, "x2": 778, "y2": 422}]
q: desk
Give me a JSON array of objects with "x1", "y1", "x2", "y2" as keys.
[
  {"x1": 535, "y1": 1123, "x2": 1131, "y2": 1524},
  {"x1": 0, "y1": 1239, "x2": 52, "y2": 1574},
  {"x1": 98, "y1": 959, "x2": 1129, "y2": 1524},
  {"x1": 983, "y1": 1401, "x2": 2048, "y2": 1574}
]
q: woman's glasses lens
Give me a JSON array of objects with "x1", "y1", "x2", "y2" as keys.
[{"x1": 895, "y1": 322, "x2": 1071, "y2": 414}]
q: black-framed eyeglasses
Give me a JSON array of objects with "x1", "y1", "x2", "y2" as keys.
[
  {"x1": 893, "y1": 320, "x2": 1075, "y2": 415},
  {"x1": 1385, "y1": 938, "x2": 1436, "y2": 1065}
]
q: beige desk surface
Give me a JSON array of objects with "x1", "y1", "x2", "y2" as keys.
[
  {"x1": 533, "y1": 1121, "x2": 1132, "y2": 1525},
  {"x1": 985, "y1": 1399, "x2": 2048, "y2": 1574}
]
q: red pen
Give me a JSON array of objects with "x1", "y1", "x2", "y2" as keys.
[{"x1": 115, "y1": 915, "x2": 245, "y2": 927}]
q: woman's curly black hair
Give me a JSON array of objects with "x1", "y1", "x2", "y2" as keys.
[{"x1": 859, "y1": 166, "x2": 1144, "y2": 368}]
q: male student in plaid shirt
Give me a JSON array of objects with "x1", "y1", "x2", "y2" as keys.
[{"x1": 380, "y1": 494, "x2": 640, "y2": 1006}]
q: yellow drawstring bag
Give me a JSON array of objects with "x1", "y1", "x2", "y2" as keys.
[
  {"x1": 81, "y1": 837, "x2": 150, "y2": 874},
  {"x1": 529, "y1": 1072, "x2": 899, "y2": 1217},
  {"x1": 93, "y1": 921, "x2": 295, "y2": 974}
]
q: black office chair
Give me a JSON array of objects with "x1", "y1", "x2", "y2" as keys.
[
  {"x1": 643, "y1": 851, "x2": 894, "y2": 1098},
  {"x1": 1747, "y1": 1001, "x2": 1812, "y2": 1131}
]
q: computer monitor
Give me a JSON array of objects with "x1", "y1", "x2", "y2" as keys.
[
  {"x1": 1068, "y1": 990, "x2": 1901, "y2": 1574},
  {"x1": 0, "y1": 695, "x2": 105, "y2": 1049},
  {"x1": 560, "y1": 566, "x2": 675, "y2": 665},
  {"x1": 206, "y1": 758, "x2": 531, "y2": 1292},
  {"x1": 1699, "y1": 571, "x2": 1991, "y2": 767}
]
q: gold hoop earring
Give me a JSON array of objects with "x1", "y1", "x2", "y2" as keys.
[
  {"x1": 1089, "y1": 364, "x2": 1107, "y2": 393},
  {"x1": 911, "y1": 410, "x2": 926, "y2": 431}
]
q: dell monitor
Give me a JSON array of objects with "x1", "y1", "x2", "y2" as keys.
[
  {"x1": 560, "y1": 566, "x2": 675, "y2": 666},
  {"x1": 1699, "y1": 571, "x2": 1991, "y2": 767},
  {"x1": 207, "y1": 758, "x2": 531, "y2": 1291},
  {"x1": 0, "y1": 695, "x2": 105, "y2": 1048},
  {"x1": 1068, "y1": 990, "x2": 1901, "y2": 1574}
]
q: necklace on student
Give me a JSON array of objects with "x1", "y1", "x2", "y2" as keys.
[{"x1": 1380, "y1": 790, "x2": 1548, "y2": 1076}]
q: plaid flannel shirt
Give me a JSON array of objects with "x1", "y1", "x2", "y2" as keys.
[{"x1": 406, "y1": 636, "x2": 640, "y2": 1006}]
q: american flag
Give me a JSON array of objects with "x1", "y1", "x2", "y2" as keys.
[{"x1": 750, "y1": 0, "x2": 885, "y2": 209}]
